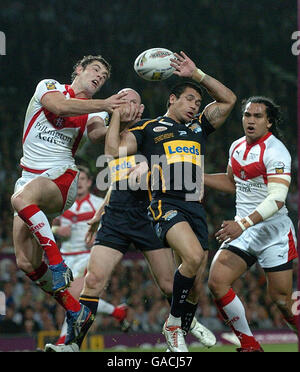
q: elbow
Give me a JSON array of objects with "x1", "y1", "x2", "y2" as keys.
[{"x1": 104, "y1": 145, "x2": 119, "y2": 158}]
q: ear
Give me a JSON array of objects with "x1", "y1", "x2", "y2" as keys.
[
  {"x1": 266, "y1": 120, "x2": 272, "y2": 129},
  {"x1": 139, "y1": 104, "x2": 145, "y2": 115},
  {"x1": 75, "y1": 65, "x2": 83, "y2": 76},
  {"x1": 169, "y1": 93, "x2": 177, "y2": 105}
]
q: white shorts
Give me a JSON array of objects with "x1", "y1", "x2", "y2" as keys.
[
  {"x1": 221, "y1": 214, "x2": 297, "y2": 270},
  {"x1": 13, "y1": 164, "x2": 79, "y2": 218},
  {"x1": 62, "y1": 252, "x2": 90, "y2": 279}
]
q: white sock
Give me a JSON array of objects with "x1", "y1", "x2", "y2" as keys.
[{"x1": 97, "y1": 299, "x2": 115, "y2": 315}]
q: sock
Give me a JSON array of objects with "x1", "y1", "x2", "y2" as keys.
[
  {"x1": 181, "y1": 300, "x2": 198, "y2": 333},
  {"x1": 26, "y1": 261, "x2": 54, "y2": 294},
  {"x1": 215, "y1": 288, "x2": 261, "y2": 350},
  {"x1": 97, "y1": 299, "x2": 115, "y2": 315},
  {"x1": 26, "y1": 262, "x2": 81, "y2": 313},
  {"x1": 79, "y1": 295, "x2": 99, "y2": 316},
  {"x1": 169, "y1": 269, "x2": 196, "y2": 322},
  {"x1": 56, "y1": 318, "x2": 68, "y2": 344},
  {"x1": 55, "y1": 290, "x2": 81, "y2": 312},
  {"x1": 18, "y1": 204, "x2": 63, "y2": 265}
]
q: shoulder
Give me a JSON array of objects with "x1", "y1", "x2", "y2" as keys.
[
  {"x1": 35, "y1": 79, "x2": 64, "y2": 92},
  {"x1": 90, "y1": 194, "x2": 104, "y2": 204},
  {"x1": 128, "y1": 118, "x2": 158, "y2": 132},
  {"x1": 34, "y1": 79, "x2": 65, "y2": 101},
  {"x1": 265, "y1": 134, "x2": 291, "y2": 156},
  {"x1": 264, "y1": 134, "x2": 291, "y2": 162}
]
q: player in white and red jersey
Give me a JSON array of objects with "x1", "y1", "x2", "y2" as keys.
[
  {"x1": 53, "y1": 166, "x2": 129, "y2": 344},
  {"x1": 10, "y1": 55, "x2": 128, "y2": 329},
  {"x1": 205, "y1": 96, "x2": 298, "y2": 352}
]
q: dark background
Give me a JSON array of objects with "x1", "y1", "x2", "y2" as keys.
[
  {"x1": 0, "y1": 0, "x2": 298, "y2": 343},
  {"x1": 0, "y1": 0, "x2": 297, "y2": 245}
]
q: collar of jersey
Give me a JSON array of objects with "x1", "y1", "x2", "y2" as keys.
[
  {"x1": 245, "y1": 131, "x2": 272, "y2": 148},
  {"x1": 157, "y1": 116, "x2": 181, "y2": 125}
]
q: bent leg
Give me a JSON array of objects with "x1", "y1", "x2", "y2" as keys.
[
  {"x1": 143, "y1": 248, "x2": 175, "y2": 298},
  {"x1": 208, "y1": 248, "x2": 262, "y2": 351},
  {"x1": 266, "y1": 268, "x2": 298, "y2": 333},
  {"x1": 82, "y1": 245, "x2": 124, "y2": 298}
]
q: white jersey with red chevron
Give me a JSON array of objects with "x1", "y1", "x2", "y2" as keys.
[
  {"x1": 228, "y1": 132, "x2": 291, "y2": 220},
  {"x1": 21, "y1": 79, "x2": 108, "y2": 172},
  {"x1": 59, "y1": 193, "x2": 104, "y2": 254}
]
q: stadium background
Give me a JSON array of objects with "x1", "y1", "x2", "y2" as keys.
[{"x1": 0, "y1": 1, "x2": 298, "y2": 351}]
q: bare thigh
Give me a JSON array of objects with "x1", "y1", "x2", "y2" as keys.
[{"x1": 12, "y1": 176, "x2": 64, "y2": 214}]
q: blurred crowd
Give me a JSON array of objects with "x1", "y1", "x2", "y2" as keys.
[
  {"x1": 0, "y1": 0, "x2": 298, "y2": 340},
  {"x1": 0, "y1": 247, "x2": 297, "y2": 337}
]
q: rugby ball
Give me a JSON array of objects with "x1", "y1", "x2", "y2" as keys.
[{"x1": 134, "y1": 48, "x2": 175, "y2": 81}]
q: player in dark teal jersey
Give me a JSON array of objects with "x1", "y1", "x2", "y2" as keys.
[
  {"x1": 105, "y1": 51, "x2": 236, "y2": 351},
  {"x1": 45, "y1": 87, "x2": 217, "y2": 352}
]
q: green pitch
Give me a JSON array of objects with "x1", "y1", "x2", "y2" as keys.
[{"x1": 99, "y1": 343, "x2": 297, "y2": 352}]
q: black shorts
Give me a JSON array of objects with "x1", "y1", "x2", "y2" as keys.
[
  {"x1": 95, "y1": 204, "x2": 164, "y2": 254},
  {"x1": 148, "y1": 197, "x2": 209, "y2": 250}
]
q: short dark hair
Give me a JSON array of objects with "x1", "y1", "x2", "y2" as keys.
[
  {"x1": 167, "y1": 82, "x2": 204, "y2": 109},
  {"x1": 71, "y1": 55, "x2": 111, "y2": 82},
  {"x1": 77, "y1": 165, "x2": 92, "y2": 179},
  {"x1": 241, "y1": 96, "x2": 283, "y2": 140}
]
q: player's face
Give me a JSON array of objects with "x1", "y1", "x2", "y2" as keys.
[
  {"x1": 169, "y1": 87, "x2": 202, "y2": 123},
  {"x1": 76, "y1": 61, "x2": 109, "y2": 96},
  {"x1": 242, "y1": 103, "x2": 272, "y2": 143},
  {"x1": 77, "y1": 172, "x2": 92, "y2": 198}
]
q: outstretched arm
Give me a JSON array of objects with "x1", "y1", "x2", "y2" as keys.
[
  {"x1": 204, "y1": 165, "x2": 236, "y2": 194},
  {"x1": 170, "y1": 51, "x2": 236, "y2": 128}
]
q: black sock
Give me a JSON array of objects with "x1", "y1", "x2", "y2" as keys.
[
  {"x1": 79, "y1": 295, "x2": 99, "y2": 316},
  {"x1": 170, "y1": 269, "x2": 196, "y2": 318},
  {"x1": 181, "y1": 301, "x2": 198, "y2": 333},
  {"x1": 70, "y1": 295, "x2": 99, "y2": 348}
]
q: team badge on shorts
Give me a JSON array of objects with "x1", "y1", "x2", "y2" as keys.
[{"x1": 162, "y1": 210, "x2": 178, "y2": 221}]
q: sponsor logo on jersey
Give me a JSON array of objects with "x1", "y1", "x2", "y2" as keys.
[
  {"x1": 153, "y1": 126, "x2": 168, "y2": 132},
  {"x1": 45, "y1": 81, "x2": 57, "y2": 90},
  {"x1": 163, "y1": 140, "x2": 201, "y2": 166},
  {"x1": 109, "y1": 156, "x2": 136, "y2": 183}
]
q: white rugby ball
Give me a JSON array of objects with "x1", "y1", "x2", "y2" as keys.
[{"x1": 134, "y1": 48, "x2": 175, "y2": 81}]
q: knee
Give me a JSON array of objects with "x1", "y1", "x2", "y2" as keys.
[
  {"x1": 207, "y1": 272, "x2": 224, "y2": 298},
  {"x1": 84, "y1": 269, "x2": 106, "y2": 295},
  {"x1": 183, "y1": 249, "x2": 204, "y2": 275},
  {"x1": 157, "y1": 277, "x2": 173, "y2": 298},
  {"x1": 15, "y1": 255, "x2": 35, "y2": 274},
  {"x1": 11, "y1": 192, "x2": 22, "y2": 211}
]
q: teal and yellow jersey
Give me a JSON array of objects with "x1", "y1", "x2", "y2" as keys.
[{"x1": 129, "y1": 113, "x2": 215, "y2": 201}]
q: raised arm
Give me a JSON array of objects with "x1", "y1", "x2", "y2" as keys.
[
  {"x1": 105, "y1": 104, "x2": 139, "y2": 158},
  {"x1": 171, "y1": 51, "x2": 236, "y2": 128},
  {"x1": 41, "y1": 91, "x2": 128, "y2": 117}
]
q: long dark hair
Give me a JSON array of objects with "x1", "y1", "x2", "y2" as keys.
[{"x1": 241, "y1": 96, "x2": 284, "y2": 141}]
